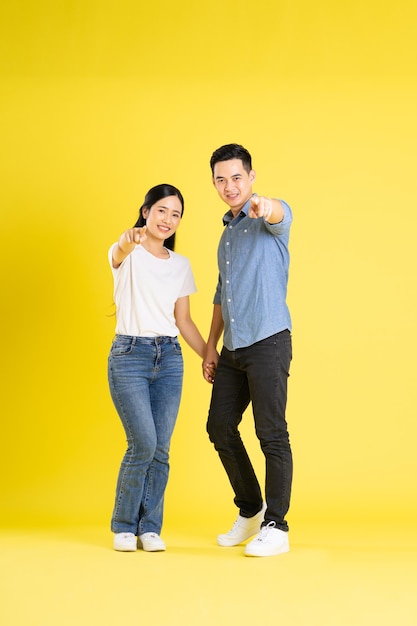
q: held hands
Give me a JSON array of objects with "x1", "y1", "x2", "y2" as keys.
[
  {"x1": 202, "y1": 360, "x2": 217, "y2": 384},
  {"x1": 248, "y1": 196, "x2": 273, "y2": 221},
  {"x1": 202, "y1": 345, "x2": 218, "y2": 384}
]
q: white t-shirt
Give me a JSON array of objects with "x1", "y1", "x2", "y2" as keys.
[{"x1": 109, "y1": 243, "x2": 197, "y2": 337}]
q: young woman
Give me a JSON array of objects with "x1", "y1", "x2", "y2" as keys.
[{"x1": 108, "y1": 183, "x2": 207, "y2": 552}]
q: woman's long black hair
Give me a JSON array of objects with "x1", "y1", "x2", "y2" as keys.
[{"x1": 134, "y1": 183, "x2": 184, "y2": 251}]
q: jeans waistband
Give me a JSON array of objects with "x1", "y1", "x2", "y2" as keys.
[{"x1": 115, "y1": 334, "x2": 178, "y2": 346}]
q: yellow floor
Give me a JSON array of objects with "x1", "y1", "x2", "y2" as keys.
[{"x1": 1, "y1": 522, "x2": 416, "y2": 626}]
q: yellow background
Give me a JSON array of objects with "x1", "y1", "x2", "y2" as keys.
[{"x1": 1, "y1": 0, "x2": 416, "y2": 533}]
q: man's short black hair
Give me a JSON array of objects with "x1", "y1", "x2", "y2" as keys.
[{"x1": 210, "y1": 143, "x2": 252, "y2": 175}]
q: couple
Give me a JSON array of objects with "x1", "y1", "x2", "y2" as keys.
[{"x1": 108, "y1": 144, "x2": 293, "y2": 558}]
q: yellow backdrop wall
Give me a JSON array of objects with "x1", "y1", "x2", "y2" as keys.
[{"x1": 1, "y1": 0, "x2": 416, "y2": 532}]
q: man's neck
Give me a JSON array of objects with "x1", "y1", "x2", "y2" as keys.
[{"x1": 229, "y1": 194, "x2": 252, "y2": 218}]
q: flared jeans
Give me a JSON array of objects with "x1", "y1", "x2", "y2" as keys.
[{"x1": 108, "y1": 335, "x2": 183, "y2": 535}]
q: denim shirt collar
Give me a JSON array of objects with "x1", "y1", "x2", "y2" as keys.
[{"x1": 222, "y1": 194, "x2": 255, "y2": 226}]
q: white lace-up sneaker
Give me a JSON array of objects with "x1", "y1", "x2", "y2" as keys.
[
  {"x1": 244, "y1": 521, "x2": 290, "y2": 557},
  {"x1": 138, "y1": 532, "x2": 166, "y2": 552},
  {"x1": 113, "y1": 532, "x2": 137, "y2": 552},
  {"x1": 217, "y1": 503, "x2": 267, "y2": 547}
]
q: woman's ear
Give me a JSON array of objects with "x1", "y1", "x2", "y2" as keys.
[{"x1": 142, "y1": 207, "x2": 149, "y2": 220}]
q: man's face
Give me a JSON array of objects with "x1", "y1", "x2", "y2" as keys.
[{"x1": 212, "y1": 158, "x2": 256, "y2": 215}]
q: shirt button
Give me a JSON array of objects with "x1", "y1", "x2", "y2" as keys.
[
  {"x1": 227, "y1": 298, "x2": 231, "y2": 302},
  {"x1": 231, "y1": 318, "x2": 235, "y2": 323},
  {"x1": 226, "y1": 242, "x2": 230, "y2": 246}
]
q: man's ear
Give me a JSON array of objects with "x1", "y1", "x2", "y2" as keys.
[{"x1": 250, "y1": 169, "x2": 256, "y2": 183}]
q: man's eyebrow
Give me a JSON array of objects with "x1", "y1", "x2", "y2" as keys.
[{"x1": 215, "y1": 173, "x2": 241, "y2": 180}]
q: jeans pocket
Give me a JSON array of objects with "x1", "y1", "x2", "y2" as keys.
[
  {"x1": 171, "y1": 339, "x2": 182, "y2": 355},
  {"x1": 110, "y1": 337, "x2": 134, "y2": 356}
]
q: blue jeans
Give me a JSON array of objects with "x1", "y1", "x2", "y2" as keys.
[
  {"x1": 207, "y1": 331, "x2": 293, "y2": 532},
  {"x1": 108, "y1": 335, "x2": 183, "y2": 535}
]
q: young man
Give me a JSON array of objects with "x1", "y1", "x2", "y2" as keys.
[{"x1": 203, "y1": 143, "x2": 293, "y2": 557}]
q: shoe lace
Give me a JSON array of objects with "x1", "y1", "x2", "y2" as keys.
[{"x1": 256, "y1": 521, "x2": 276, "y2": 542}]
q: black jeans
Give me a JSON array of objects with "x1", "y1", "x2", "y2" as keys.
[{"x1": 207, "y1": 331, "x2": 293, "y2": 531}]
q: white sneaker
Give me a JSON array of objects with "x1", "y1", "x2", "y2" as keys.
[
  {"x1": 138, "y1": 532, "x2": 166, "y2": 552},
  {"x1": 113, "y1": 532, "x2": 137, "y2": 552},
  {"x1": 217, "y1": 503, "x2": 267, "y2": 547},
  {"x1": 244, "y1": 521, "x2": 290, "y2": 557}
]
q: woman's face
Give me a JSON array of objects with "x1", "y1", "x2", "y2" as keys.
[{"x1": 143, "y1": 195, "x2": 183, "y2": 242}]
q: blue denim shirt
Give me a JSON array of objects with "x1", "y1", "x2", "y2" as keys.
[{"x1": 214, "y1": 195, "x2": 292, "y2": 351}]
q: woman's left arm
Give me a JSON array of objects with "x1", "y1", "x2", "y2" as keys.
[{"x1": 174, "y1": 296, "x2": 206, "y2": 359}]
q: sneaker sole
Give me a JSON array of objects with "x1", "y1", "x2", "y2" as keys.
[
  {"x1": 114, "y1": 545, "x2": 137, "y2": 552},
  {"x1": 217, "y1": 529, "x2": 260, "y2": 547},
  {"x1": 244, "y1": 544, "x2": 290, "y2": 557}
]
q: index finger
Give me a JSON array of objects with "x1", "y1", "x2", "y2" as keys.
[{"x1": 133, "y1": 226, "x2": 146, "y2": 242}]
